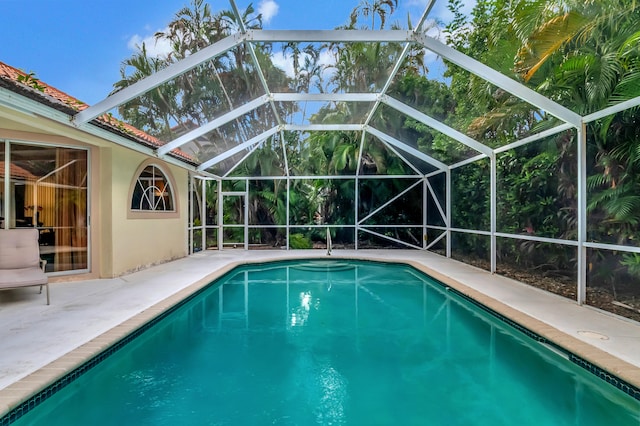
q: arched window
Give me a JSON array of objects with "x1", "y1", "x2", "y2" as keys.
[{"x1": 131, "y1": 164, "x2": 175, "y2": 211}]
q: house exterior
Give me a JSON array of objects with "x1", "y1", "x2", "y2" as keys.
[{"x1": 0, "y1": 62, "x2": 194, "y2": 279}]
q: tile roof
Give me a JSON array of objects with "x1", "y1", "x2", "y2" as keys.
[
  {"x1": 0, "y1": 162, "x2": 36, "y2": 179},
  {"x1": 0, "y1": 62, "x2": 87, "y2": 110},
  {"x1": 0, "y1": 62, "x2": 195, "y2": 164}
]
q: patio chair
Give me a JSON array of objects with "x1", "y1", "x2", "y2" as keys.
[{"x1": 0, "y1": 228, "x2": 49, "y2": 304}]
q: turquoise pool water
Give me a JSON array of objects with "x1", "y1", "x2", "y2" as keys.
[{"x1": 10, "y1": 260, "x2": 640, "y2": 425}]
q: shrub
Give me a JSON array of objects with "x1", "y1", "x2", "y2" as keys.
[{"x1": 289, "y1": 233, "x2": 313, "y2": 249}]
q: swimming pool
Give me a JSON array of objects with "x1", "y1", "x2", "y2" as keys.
[{"x1": 6, "y1": 259, "x2": 640, "y2": 425}]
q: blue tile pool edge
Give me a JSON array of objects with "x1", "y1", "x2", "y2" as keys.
[
  {"x1": 0, "y1": 267, "x2": 220, "y2": 426},
  {"x1": 1, "y1": 259, "x2": 639, "y2": 425},
  {"x1": 443, "y1": 283, "x2": 640, "y2": 401}
]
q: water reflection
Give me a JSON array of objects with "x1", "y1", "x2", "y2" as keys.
[
  {"x1": 291, "y1": 291, "x2": 319, "y2": 327},
  {"x1": 289, "y1": 351, "x2": 348, "y2": 425},
  {"x1": 13, "y1": 260, "x2": 640, "y2": 426}
]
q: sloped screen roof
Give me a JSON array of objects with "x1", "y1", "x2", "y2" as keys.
[{"x1": 69, "y1": 0, "x2": 638, "y2": 179}]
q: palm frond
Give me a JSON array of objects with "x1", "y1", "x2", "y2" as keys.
[{"x1": 516, "y1": 12, "x2": 590, "y2": 82}]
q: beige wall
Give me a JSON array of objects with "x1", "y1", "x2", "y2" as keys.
[
  {"x1": 0, "y1": 111, "x2": 190, "y2": 279},
  {"x1": 106, "y1": 147, "x2": 189, "y2": 277}
]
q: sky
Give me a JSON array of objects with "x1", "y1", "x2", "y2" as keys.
[{"x1": 0, "y1": 0, "x2": 471, "y2": 105}]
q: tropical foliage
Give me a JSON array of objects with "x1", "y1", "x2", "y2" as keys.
[
  {"x1": 115, "y1": 0, "x2": 640, "y2": 313},
  {"x1": 444, "y1": 0, "x2": 640, "y2": 299}
]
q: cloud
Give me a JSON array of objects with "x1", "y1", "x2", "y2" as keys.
[
  {"x1": 127, "y1": 29, "x2": 173, "y2": 58},
  {"x1": 270, "y1": 51, "x2": 294, "y2": 78},
  {"x1": 402, "y1": 0, "x2": 477, "y2": 29},
  {"x1": 271, "y1": 48, "x2": 335, "y2": 81},
  {"x1": 258, "y1": 0, "x2": 279, "y2": 24},
  {"x1": 406, "y1": 0, "x2": 476, "y2": 15}
]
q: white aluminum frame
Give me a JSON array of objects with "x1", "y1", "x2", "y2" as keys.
[{"x1": 9, "y1": 0, "x2": 636, "y2": 306}]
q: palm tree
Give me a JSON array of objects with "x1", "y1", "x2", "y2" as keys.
[
  {"x1": 149, "y1": 1, "x2": 273, "y2": 158},
  {"x1": 452, "y1": 0, "x2": 640, "y2": 290},
  {"x1": 349, "y1": 0, "x2": 398, "y2": 30},
  {"x1": 511, "y1": 0, "x2": 640, "y2": 230},
  {"x1": 111, "y1": 43, "x2": 179, "y2": 140},
  {"x1": 512, "y1": 0, "x2": 640, "y2": 91},
  {"x1": 157, "y1": 0, "x2": 216, "y2": 56}
]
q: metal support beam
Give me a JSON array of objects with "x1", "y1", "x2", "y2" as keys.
[
  {"x1": 449, "y1": 153, "x2": 489, "y2": 170},
  {"x1": 577, "y1": 121, "x2": 588, "y2": 304},
  {"x1": 366, "y1": 126, "x2": 448, "y2": 171},
  {"x1": 200, "y1": 178, "x2": 207, "y2": 251},
  {"x1": 415, "y1": 34, "x2": 583, "y2": 128},
  {"x1": 423, "y1": 177, "x2": 428, "y2": 249},
  {"x1": 359, "y1": 179, "x2": 422, "y2": 224},
  {"x1": 426, "y1": 230, "x2": 447, "y2": 250},
  {"x1": 286, "y1": 176, "x2": 290, "y2": 250},
  {"x1": 217, "y1": 180, "x2": 223, "y2": 250},
  {"x1": 358, "y1": 227, "x2": 423, "y2": 250},
  {"x1": 244, "y1": 179, "x2": 249, "y2": 250},
  {"x1": 279, "y1": 130, "x2": 290, "y2": 177},
  {"x1": 73, "y1": 34, "x2": 243, "y2": 124},
  {"x1": 494, "y1": 122, "x2": 574, "y2": 154},
  {"x1": 382, "y1": 95, "x2": 492, "y2": 156},
  {"x1": 246, "y1": 29, "x2": 412, "y2": 43},
  {"x1": 362, "y1": 0, "x2": 437, "y2": 129},
  {"x1": 197, "y1": 127, "x2": 279, "y2": 171},
  {"x1": 223, "y1": 140, "x2": 264, "y2": 178},
  {"x1": 355, "y1": 129, "x2": 366, "y2": 176},
  {"x1": 272, "y1": 93, "x2": 377, "y2": 102},
  {"x1": 284, "y1": 124, "x2": 363, "y2": 132},
  {"x1": 583, "y1": 95, "x2": 640, "y2": 123},
  {"x1": 425, "y1": 178, "x2": 446, "y2": 225},
  {"x1": 490, "y1": 152, "x2": 497, "y2": 273},
  {"x1": 375, "y1": 139, "x2": 424, "y2": 176},
  {"x1": 355, "y1": 130, "x2": 365, "y2": 249},
  {"x1": 446, "y1": 169, "x2": 451, "y2": 258},
  {"x1": 230, "y1": 0, "x2": 285, "y2": 132},
  {"x1": 157, "y1": 95, "x2": 270, "y2": 155}
]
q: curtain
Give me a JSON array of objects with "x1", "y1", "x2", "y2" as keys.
[{"x1": 54, "y1": 148, "x2": 88, "y2": 271}]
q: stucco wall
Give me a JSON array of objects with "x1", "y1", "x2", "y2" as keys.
[
  {"x1": 1, "y1": 107, "x2": 190, "y2": 279},
  {"x1": 108, "y1": 147, "x2": 189, "y2": 276}
]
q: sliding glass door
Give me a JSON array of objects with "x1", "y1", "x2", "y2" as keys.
[{"x1": 1, "y1": 141, "x2": 89, "y2": 273}]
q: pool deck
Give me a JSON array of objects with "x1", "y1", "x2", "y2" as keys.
[{"x1": 1, "y1": 249, "x2": 640, "y2": 416}]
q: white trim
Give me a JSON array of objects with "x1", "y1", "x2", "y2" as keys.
[{"x1": 0, "y1": 88, "x2": 198, "y2": 172}]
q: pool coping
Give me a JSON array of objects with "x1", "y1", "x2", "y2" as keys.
[{"x1": 1, "y1": 253, "x2": 639, "y2": 423}]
